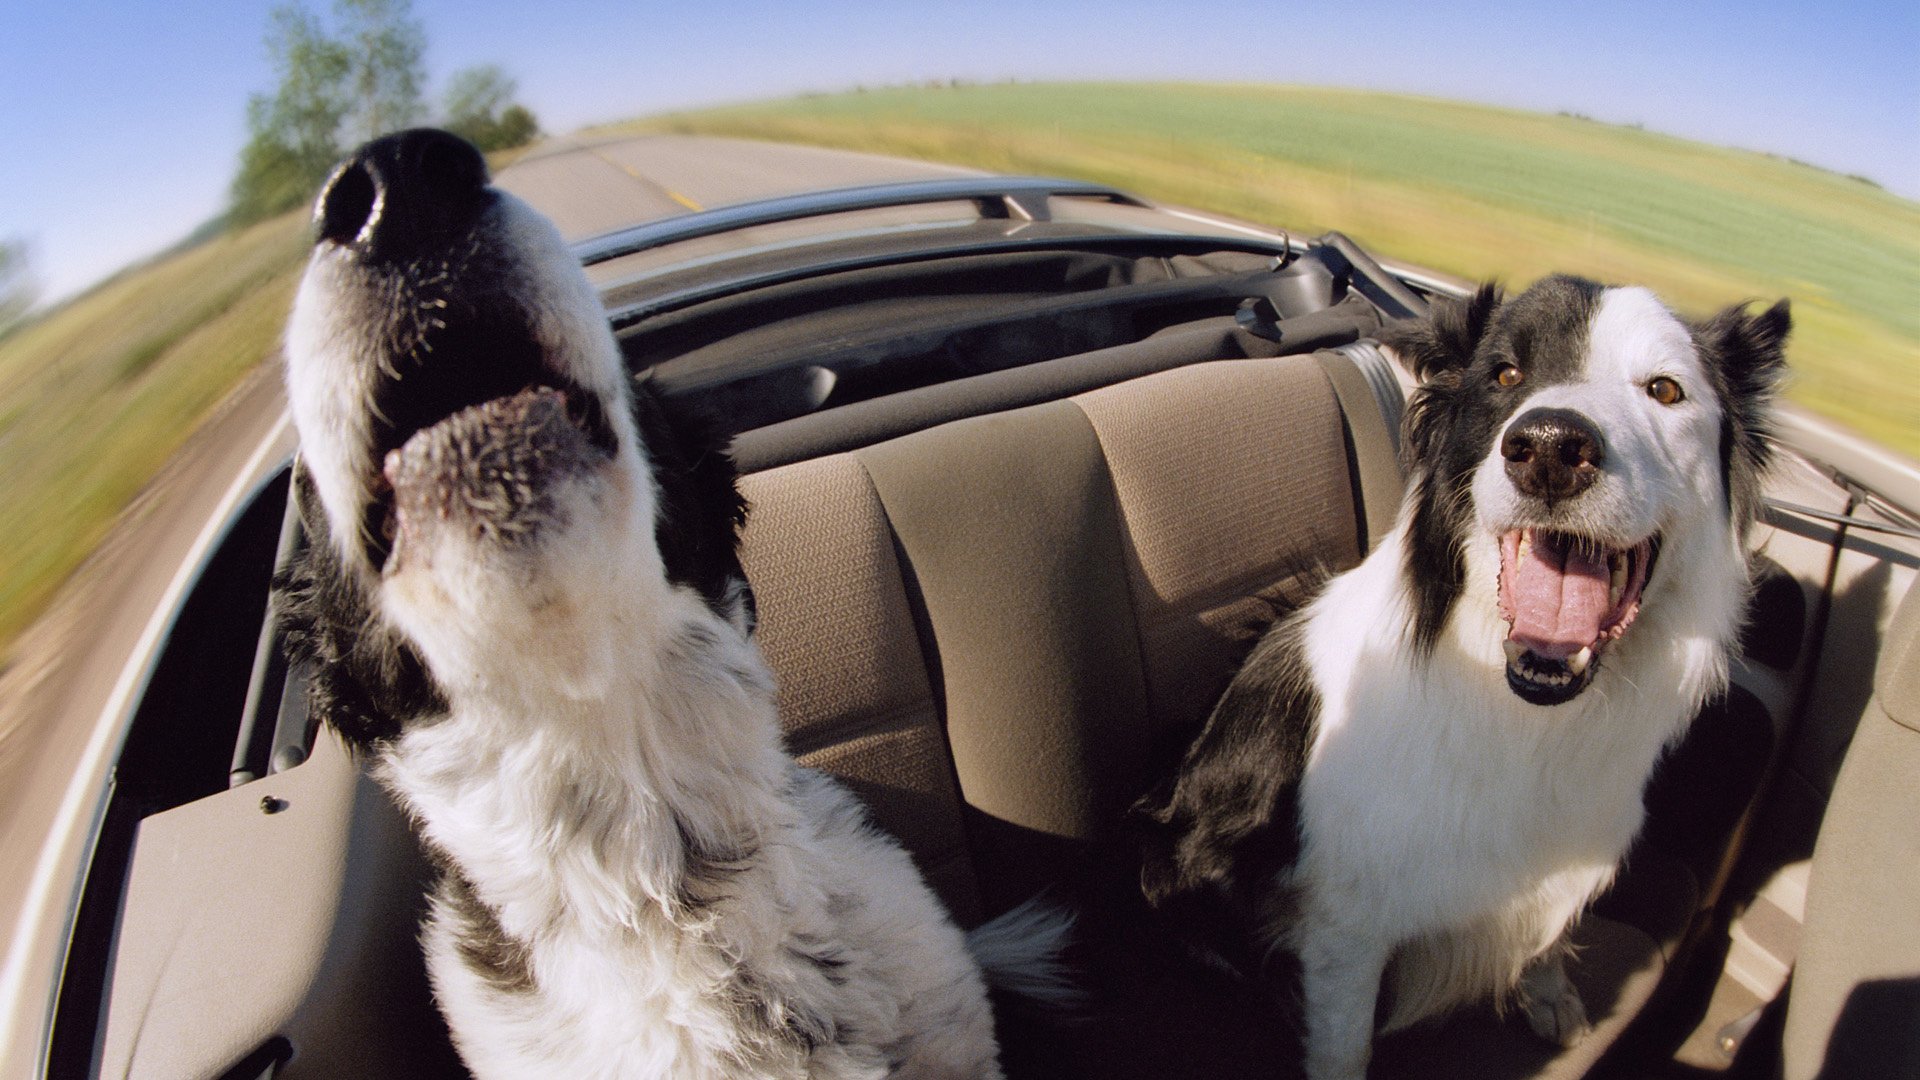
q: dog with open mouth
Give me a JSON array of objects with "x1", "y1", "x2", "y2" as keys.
[
  {"x1": 274, "y1": 129, "x2": 1068, "y2": 1079},
  {"x1": 1136, "y1": 276, "x2": 1788, "y2": 1080}
]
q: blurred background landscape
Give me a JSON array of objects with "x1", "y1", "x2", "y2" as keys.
[{"x1": 1, "y1": 0, "x2": 1914, "y2": 662}]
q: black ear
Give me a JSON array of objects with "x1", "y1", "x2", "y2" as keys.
[
  {"x1": 1393, "y1": 283, "x2": 1502, "y2": 472},
  {"x1": 632, "y1": 376, "x2": 755, "y2": 625},
  {"x1": 1380, "y1": 281, "x2": 1503, "y2": 382},
  {"x1": 1703, "y1": 298, "x2": 1790, "y2": 394},
  {"x1": 1698, "y1": 298, "x2": 1791, "y2": 528},
  {"x1": 274, "y1": 460, "x2": 447, "y2": 748}
]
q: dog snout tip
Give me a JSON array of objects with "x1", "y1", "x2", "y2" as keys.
[
  {"x1": 1503, "y1": 407, "x2": 1605, "y2": 501},
  {"x1": 314, "y1": 128, "x2": 490, "y2": 257},
  {"x1": 316, "y1": 159, "x2": 379, "y2": 246},
  {"x1": 407, "y1": 128, "x2": 489, "y2": 200}
]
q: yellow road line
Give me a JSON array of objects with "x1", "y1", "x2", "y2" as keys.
[{"x1": 589, "y1": 148, "x2": 704, "y2": 212}]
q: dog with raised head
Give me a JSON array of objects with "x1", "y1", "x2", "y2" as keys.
[
  {"x1": 1137, "y1": 276, "x2": 1788, "y2": 1079},
  {"x1": 275, "y1": 129, "x2": 1066, "y2": 1079}
]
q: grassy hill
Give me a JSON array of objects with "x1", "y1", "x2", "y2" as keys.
[
  {"x1": 3, "y1": 83, "x2": 1916, "y2": 659},
  {"x1": 0, "y1": 212, "x2": 310, "y2": 652},
  {"x1": 625, "y1": 83, "x2": 1920, "y2": 458}
]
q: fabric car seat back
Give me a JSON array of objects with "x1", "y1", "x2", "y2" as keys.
[{"x1": 737, "y1": 351, "x2": 1379, "y2": 917}]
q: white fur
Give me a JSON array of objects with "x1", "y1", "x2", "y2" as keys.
[
  {"x1": 1286, "y1": 287, "x2": 1752, "y2": 1080},
  {"x1": 378, "y1": 434, "x2": 999, "y2": 1079},
  {"x1": 285, "y1": 188, "x2": 1061, "y2": 1078},
  {"x1": 285, "y1": 191, "x2": 630, "y2": 583}
]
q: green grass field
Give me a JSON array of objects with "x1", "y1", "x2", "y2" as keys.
[
  {"x1": 0, "y1": 212, "x2": 310, "y2": 653},
  {"x1": 627, "y1": 83, "x2": 1920, "y2": 458},
  {"x1": 3, "y1": 83, "x2": 1916, "y2": 661}
]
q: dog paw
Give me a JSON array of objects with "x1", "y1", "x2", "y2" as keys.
[{"x1": 1519, "y1": 982, "x2": 1592, "y2": 1047}]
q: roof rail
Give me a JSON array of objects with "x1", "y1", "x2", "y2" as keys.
[{"x1": 572, "y1": 177, "x2": 1150, "y2": 267}]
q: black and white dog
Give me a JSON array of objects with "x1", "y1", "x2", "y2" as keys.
[
  {"x1": 1138, "y1": 276, "x2": 1788, "y2": 1079},
  {"x1": 276, "y1": 129, "x2": 1065, "y2": 1079}
]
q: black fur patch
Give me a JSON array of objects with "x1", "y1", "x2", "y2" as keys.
[
  {"x1": 786, "y1": 934, "x2": 852, "y2": 988},
  {"x1": 275, "y1": 464, "x2": 448, "y2": 747},
  {"x1": 1692, "y1": 298, "x2": 1790, "y2": 535},
  {"x1": 633, "y1": 375, "x2": 754, "y2": 625},
  {"x1": 671, "y1": 812, "x2": 758, "y2": 914},
  {"x1": 1134, "y1": 614, "x2": 1321, "y2": 979},
  {"x1": 723, "y1": 965, "x2": 833, "y2": 1058},
  {"x1": 1384, "y1": 275, "x2": 1603, "y2": 654},
  {"x1": 440, "y1": 868, "x2": 537, "y2": 996}
]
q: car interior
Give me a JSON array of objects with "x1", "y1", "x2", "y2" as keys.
[{"x1": 53, "y1": 220, "x2": 1920, "y2": 1079}]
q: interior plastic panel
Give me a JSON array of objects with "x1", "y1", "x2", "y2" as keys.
[
  {"x1": 1783, "y1": 579, "x2": 1920, "y2": 1079},
  {"x1": 96, "y1": 733, "x2": 460, "y2": 1079}
]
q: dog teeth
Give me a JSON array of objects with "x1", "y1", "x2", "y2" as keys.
[
  {"x1": 1609, "y1": 553, "x2": 1626, "y2": 607},
  {"x1": 1505, "y1": 640, "x2": 1527, "y2": 666},
  {"x1": 1518, "y1": 532, "x2": 1533, "y2": 563},
  {"x1": 1568, "y1": 646, "x2": 1592, "y2": 676}
]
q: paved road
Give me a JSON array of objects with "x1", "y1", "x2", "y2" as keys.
[
  {"x1": 0, "y1": 133, "x2": 974, "y2": 1059},
  {"x1": 500, "y1": 132, "x2": 977, "y2": 240}
]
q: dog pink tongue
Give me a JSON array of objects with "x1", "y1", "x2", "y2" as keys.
[{"x1": 1504, "y1": 533, "x2": 1610, "y2": 660}]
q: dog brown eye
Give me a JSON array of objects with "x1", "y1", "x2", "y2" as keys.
[
  {"x1": 1496, "y1": 364, "x2": 1525, "y2": 388},
  {"x1": 1647, "y1": 377, "x2": 1684, "y2": 405}
]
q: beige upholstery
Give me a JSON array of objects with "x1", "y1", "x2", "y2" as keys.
[
  {"x1": 731, "y1": 346, "x2": 1748, "y2": 1079},
  {"x1": 859, "y1": 400, "x2": 1156, "y2": 910},
  {"x1": 100, "y1": 732, "x2": 459, "y2": 1080},
  {"x1": 1077, "y1": 358, "x2": 1361, "y2": 741},
  {"x1": 1783, "y1": 581, "x2": 1920, "y2": 1080},
  {"x1": 736, "y1": 354, "x2": 1372, "y2": 919},
  {"x1": 1312, "y1": 346, "x2": 1406, "y2": 551},
  {"x1": 737, "y1": 454, "x2": 982, "y2": 924}
]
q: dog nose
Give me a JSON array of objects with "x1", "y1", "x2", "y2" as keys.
[
  {"x1": 1502, "y1": 407, "x2": 1605, "y2": 502},
  {"x1": 314, "y1": 128, "x2": 489, "y2": 260}
]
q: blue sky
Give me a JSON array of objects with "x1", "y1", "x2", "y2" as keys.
[{"x1": 3, "y1": 0, "x2": 1915, "y2": 304}]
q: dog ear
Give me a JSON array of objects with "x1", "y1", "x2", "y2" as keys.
[
  {"x1": 1701, "y1": 297, "x2": 1790, "y2": 402},
  {"x1": 1380, "y1": 281, "x2": 1503, "y2": 382},
  {"x1": 631, "y1": 375, "x2": 755, "y2": 625},
  {"x1": 1394, "y1": 283, "x2": 1501, "y2": 472},
  {"x1": 1698, "y1": 298, "x2": 1791, "y2": 529},
  {"x1": 275, "y1": 457, "x2": 446, "y2": 748}
]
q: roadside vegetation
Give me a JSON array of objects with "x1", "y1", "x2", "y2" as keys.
[
  {"x1": 4, "y1": 83, "x2": 1916, "y2": 661},
  {"x1": 230, "y1": 0, "x2": 539, "y2": 226},
  {"x1": 0, "y1": 215, "x2": 309, "y2": 651},
  {"x1": 0, "y1": 240, "x2": 36, "y2": 340},
  {"x1": 628, "y1": 83, "x2": 1920, "y2": 460},
  {"x1": 0, "y1": 0, "x2": 538, "y2": 659}
]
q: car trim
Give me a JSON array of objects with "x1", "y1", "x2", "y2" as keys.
[
  {"x1": 573, "y1": 177, "x2": 1150, "y2": 267},
  {"x1": 0, "y1": 413, "x2": 294, "y2": 1078},
  {"x1": 1775, "y1": 407, "x2": 1920, "y2": 521},
  {"x1": 604, "y1": 232, "x2": 1294, "y2": 332}
]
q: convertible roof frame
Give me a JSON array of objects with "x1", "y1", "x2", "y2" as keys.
[{"x1": 573, "y1": 177, "x2": 1151, "y2": 267}]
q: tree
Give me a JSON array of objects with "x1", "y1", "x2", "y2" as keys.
[
  {"x1": 492, "y1": 105, "x2": 539, "y2": 150},
  {"x1": 227, "y1": 0, "x2": 427, "y2": 226},
  {"x1": 229, "y1": 3, "x2": 351, "y2": 225},
  {"x1": 442, "y1": 65, "x2": 540, "y2": 151},
  {"x1": 336, "y1": 0, "x2": 426, "y2": 144},
  {"x1": 0, "y1": 238, "x2": 37, "y2": 336}
]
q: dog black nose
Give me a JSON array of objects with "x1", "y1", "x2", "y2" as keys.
[
  {"x1": 315, "y1": 128, "x2": 490, "y2": 260},
  {"x1": 1502, "y1": 407, "x2": 1605, "y2": 502}
]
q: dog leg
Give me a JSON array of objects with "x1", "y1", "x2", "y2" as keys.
[
  {"x1": 1298, "y1": 930, "x2": 1391, "y2": 1080},
  {"x1": 1515, "y1": 939, "x2": 1591, "y2": 1048}
]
